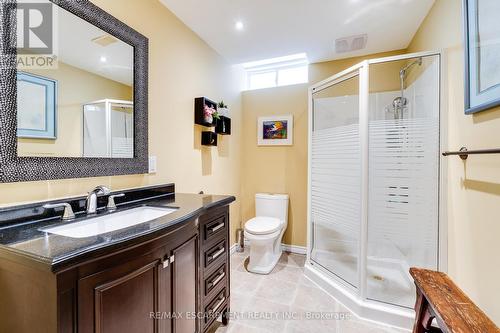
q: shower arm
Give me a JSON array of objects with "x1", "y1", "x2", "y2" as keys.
[{"x1": 399, "y1": 58, "x2": 423, "y2": 93}]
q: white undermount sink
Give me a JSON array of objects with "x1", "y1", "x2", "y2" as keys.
[{"x1": 42, "y1": 206, "x2": 177, "y2": 238}]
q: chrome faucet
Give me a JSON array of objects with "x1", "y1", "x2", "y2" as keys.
[{"x1": 86, "y1": 185, "x2": 111, "y2": 215}]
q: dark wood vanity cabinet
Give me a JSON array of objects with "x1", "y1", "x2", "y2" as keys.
[
  {"x1": 76, "y1": 234, "x2": 198, "y2": 333},
  {"x1": 198, "y1": 205, "x2": 231, "y2": 332},
  {"x1": 58, "y1": 218, "x2": 201, "y2": 333},
  {"x1": 0, "y1": 203, "x2": 232, "y2": 333}
]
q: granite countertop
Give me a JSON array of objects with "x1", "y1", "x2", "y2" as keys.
[{"x1": 0, "y1": 192, "x2": 234, "y2": 272}]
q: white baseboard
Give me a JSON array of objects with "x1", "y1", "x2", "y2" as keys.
[
  {"x1": 241, "y1": 238, "x2": 306, "y2": 255},
  {"x1": 281, "y1": 243, "x2": 307, "y2": 255},
  {"x1": 230, "y1": 243, "x2": 238, "y2": 254}
]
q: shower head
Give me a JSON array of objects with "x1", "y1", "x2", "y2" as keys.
[{"x1": 388, "y1": 58, "x2": 423, "y2": 120}]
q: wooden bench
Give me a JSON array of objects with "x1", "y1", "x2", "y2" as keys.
[{"x1": 410, "y1": 268, "x2": 500, "y2": 333}]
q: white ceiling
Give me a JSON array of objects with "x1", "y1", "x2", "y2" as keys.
[
  {"x1": 57, "y1": 7, "x2": 133, "y2": 86},
  {"x1": 160, "y1": 0, "x2": 435, "y2": 64}
]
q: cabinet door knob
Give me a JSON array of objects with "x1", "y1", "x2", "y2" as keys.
[{"x1": 162, "y1": 256, "x2": 169, "y2": 268}]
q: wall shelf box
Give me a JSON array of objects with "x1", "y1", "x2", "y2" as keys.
[
  {"x1": 201, "y1": 131, "x2": 218, "y2": 146},
  {"x1": 195, "y1": 97, "x2": 217, "y2": 127},
  {"x1": 215, "y1": 116, "x2": 231, "y2": 135}
]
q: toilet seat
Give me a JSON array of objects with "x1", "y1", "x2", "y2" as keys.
[{"x1": 245, "y1": 217, "x2": 282, "y2": 235}]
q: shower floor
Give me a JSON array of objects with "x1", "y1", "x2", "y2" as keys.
[{"x1": 311, "y1": 249, "x2": 415, "y2": 308}]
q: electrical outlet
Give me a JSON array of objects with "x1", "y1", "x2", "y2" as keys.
[{"x1": 148, "y1": 156, "x2": 157, "y2": 173}]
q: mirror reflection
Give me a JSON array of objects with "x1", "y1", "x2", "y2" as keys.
[{"x1": 17, "y1": 6, "x2": 134, "y2": 158}]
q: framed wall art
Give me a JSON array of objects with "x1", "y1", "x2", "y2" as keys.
[
  {"x1": 17, "y1": 72, "x2": 57, "y2": 139},
  {"x1": 257, "y1": 115, "x2": 293, "y2": 146},
  {"x1": 464, "y1": 0, "x2": 500, "y2": 114}
]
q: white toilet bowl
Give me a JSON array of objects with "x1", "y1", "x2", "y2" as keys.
[{"x1": 244, "y1": 194, "x2": 289, "y2": 274}]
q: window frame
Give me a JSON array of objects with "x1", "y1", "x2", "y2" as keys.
[{"x1": 245, "y1": 58, "x2": 309, "y2": 90}]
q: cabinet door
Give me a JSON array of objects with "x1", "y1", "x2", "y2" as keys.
[
  {"x1": 78, "y1": 255, "x2": 161, "y2": 333},
  {"x1": 172, "y1": 236, "x2": 199, "y2": 333}
]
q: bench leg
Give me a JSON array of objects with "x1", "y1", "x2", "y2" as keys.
[{"x1": 413, "y1": 288, "x2": 433, "y2": 333}]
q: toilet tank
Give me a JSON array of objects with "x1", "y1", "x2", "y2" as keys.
[{"x1": 255, "y1": 193, "x2": 289, "y2": 225}]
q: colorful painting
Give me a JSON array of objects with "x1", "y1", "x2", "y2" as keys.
[
  {"x1": 263, "y1": 120, "x2": 288, "y2": 140},
  {"x1": 258, "y1": 115, "x2": 293, "y2": 146}
]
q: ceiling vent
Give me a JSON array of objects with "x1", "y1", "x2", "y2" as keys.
[
  {"x1": 91, "y1": 34, "x2": 118, "y2": 47},
  {"x1": 335, "y1": 34, "x2": 367, "y2": 53}
]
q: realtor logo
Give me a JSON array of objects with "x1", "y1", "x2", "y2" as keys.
[{"x1": 3, "y1": 1, "x2": 54, "y2": 55}]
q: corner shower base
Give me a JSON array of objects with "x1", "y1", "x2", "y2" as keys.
[
  {"x1": 311, "y1": 249, "x2": 415, "y2": 308},
  {"x1": 304, "y1": 261, "x2": 415, "y2": 330}
]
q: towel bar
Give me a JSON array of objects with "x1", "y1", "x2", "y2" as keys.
[{"x1": 442, "y1": 147, "x2": 500, "y2": 160}]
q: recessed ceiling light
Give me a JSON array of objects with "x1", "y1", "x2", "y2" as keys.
[
  {"x1": 100, "y1": 56, "x2": 107, "y2": 63},
  {"x1": 235, "y1": 21, "x2": 244, "y2": 31}
]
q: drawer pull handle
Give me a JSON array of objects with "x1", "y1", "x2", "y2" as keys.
[
  {"x1": 209, "y1": 247, "x2": 225, "y2": 261},
  {"x1": 209, "y1": 222, "x2": 224, "y2": 233},
  {"x1": 208, "y1": 271, "x2": 225, "y2": 288},
  {"x1": 210, "y1": 296, "x2": 225, "y2": 314}
]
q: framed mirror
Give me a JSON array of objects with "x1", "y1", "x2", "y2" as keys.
[{"x1": 0, "y1": 0, "x2": 148, "y2": 182}]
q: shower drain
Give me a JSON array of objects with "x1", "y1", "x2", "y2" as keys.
[{"x1": 372, "y1": 275, "x2": 384, "y2": 281}]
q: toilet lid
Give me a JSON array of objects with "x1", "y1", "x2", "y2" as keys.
[{"x1": 245, "y1": 217, "x2": 282, "y2": 235}]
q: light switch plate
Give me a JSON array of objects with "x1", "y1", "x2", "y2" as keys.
[{"x1": 148, "y1": 156, "x2": 157, "y2": 173}]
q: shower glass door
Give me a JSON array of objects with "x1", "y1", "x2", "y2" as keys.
[
  {"x1": 366, "y1": 54, "x2": 440, "y2": 307},
  {"x1": 310, "y1": 70, "x2": 361, "y2": 289}
]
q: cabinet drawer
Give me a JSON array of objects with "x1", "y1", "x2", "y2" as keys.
[
  {"x1": 205, "y1": 263, "x2": 227, "y2": 296},
  {"x1": 204, "y1": 289, "x2": 226, "y2": 325},
  {"x1": 203, "y1": 214, "x2": 227, "y2": 243},
  {"x1": 204, "y1": 240, "x2": 226, "y2": 269}
]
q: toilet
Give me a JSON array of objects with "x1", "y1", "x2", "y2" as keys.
[{"x1": 244, "y1": 193, "x2": 289, "y2": 274}]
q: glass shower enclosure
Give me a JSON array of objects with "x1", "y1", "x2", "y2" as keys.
[
  {"x1": 307, "y1": 52, "x2": 443, "y2": 325},
  {"x1": 83, "y1": 99, "x2": 134, "y2": 158}
]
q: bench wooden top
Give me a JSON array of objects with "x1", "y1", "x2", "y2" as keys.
[{"x1": 410, "y1": 268, "x2": 499, "y2": 333}]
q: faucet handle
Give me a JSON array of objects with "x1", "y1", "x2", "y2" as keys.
[
  {"x1": 43, "y1": 203, "x2": 75, "y2": 221},
  {"x1": 92, "y1": 185, "x2": 111, "y2": 195},
  {"x1": 107, "y1": 193, "x2": 125, "y2": 211}
]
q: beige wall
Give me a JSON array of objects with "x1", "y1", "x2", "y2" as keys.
[
  {"x1": 240, "y1": 50, "x2": 404, "y2": 247},
  {"x1": 0, "y1": 0, "x2": 243, "y2": 242},
  {"x1": 18, "y1": 62, "x2": 133, "y2": 157},
  {"x1": 408, "y1": 0, "x2": 500, "y2": 324},
  {"x1": 241, "y1": 84, "x2": 309, "y2": 246}
]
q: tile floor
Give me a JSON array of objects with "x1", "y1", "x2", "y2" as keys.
[{"x1": 211, "y1": 250, "x2": 408, "y2": 333}]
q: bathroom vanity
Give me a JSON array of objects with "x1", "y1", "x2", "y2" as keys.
[
  {"x1": 0, "y1": 184, "x2": 234, "y2": 333},
  {"x1": 0, "y1": 1, "x2": 234, "y2": 332}
]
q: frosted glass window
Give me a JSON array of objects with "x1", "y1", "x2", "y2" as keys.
[
  {"x1": 248, "y1": 71, "x2": 276, "y2": 90},
  {"x1": 245, "y1": 53, "x2": 309, "y2": 90},
  {"x1": 278, "y1": 66, "x2": 308, "y2": 86}
]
